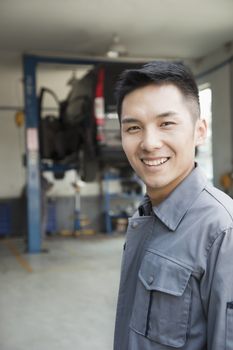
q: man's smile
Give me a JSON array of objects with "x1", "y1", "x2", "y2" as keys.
[{"x1": 141, "y1": 157, "x2": 170, "y2": 167}]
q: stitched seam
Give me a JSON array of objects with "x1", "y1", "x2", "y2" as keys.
[
  {"x1": 205, "y1": 227, "x2": 232, "y2": 255},
  {"x1": 205, "y1": 186, "x2": 233, "y2": 221},
  {"x1": 146, "y1": 247, "x2": 197, "y2": 273},
  {"x1": 145, "y1": 291, "x2": 153, "y2": 337}
]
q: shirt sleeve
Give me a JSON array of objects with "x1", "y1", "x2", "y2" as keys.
[{"x1": 200, "y1": 227, "x2": 233, "y2": 350}]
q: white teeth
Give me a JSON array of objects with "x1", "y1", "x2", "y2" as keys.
[{"x1": 143, "y1": 157, "x2": 168, "y2": 166}]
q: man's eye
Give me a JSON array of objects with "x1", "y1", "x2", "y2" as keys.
[
  {"x1": 160, "y1": 121, "x2": 175, "y2": 127},
  {"x1": 126, "y1": 126, "x2": 140, "y2": 132}
]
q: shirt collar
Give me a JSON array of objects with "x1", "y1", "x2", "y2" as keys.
[{"x1": 140, "y1": 164, "x2": 208, "y2": 231}]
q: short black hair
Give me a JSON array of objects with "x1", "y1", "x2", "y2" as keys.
[{"x1": 115, "y1": 60, "x2": 200, "y2": 120}]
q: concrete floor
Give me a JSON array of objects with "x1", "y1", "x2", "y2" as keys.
[{"x1": 0, "y1": 234, "x2": 124, "y2": 350}]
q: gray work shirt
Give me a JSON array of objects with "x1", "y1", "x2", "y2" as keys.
[{"x1": 114, "y1": 165, "x2": 233, "y2": 350}]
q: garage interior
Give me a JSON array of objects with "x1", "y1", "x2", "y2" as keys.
[{"x1": 0, "y1": 0, "x2": 233, "y2": 349}]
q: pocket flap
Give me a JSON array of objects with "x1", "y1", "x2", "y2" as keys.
[{"x1": 139, "y1": 251, "x2": 192, "y2": 296}]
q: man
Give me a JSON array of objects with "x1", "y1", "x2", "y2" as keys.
[{"x1": 113, "y1": 61, "x2": 233, "y2": 350}]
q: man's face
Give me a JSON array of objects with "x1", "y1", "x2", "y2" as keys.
[{"x1": 121, "y1": 83, "x2": 206, "y2": 204}]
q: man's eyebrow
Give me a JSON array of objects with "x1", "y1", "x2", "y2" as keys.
[
  {"x1": 121, "y1": 111, "x2": 178, "y2": 124},
  {"x1": 156, "y1": 111, "x2": 179, "y2": 118},
  {"x1": 121, "y1": 117, "x2": 139, "y2": 124}
]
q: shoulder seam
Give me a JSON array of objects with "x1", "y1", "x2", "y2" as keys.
[
  {"x1": 204, "y1": 186, "x2": 233, "y2": 221},
  {"x1": 206, "y1": 226, "x2": 233, "y2": 256}
]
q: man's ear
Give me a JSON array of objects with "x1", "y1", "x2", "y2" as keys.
[{"x1": 195, "y1": 119, "x2": 207, "y2": 147}]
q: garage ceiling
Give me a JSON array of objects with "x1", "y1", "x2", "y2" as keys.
[{"x1": 0, "y1": 0, "x2": 233, "y2": 60}]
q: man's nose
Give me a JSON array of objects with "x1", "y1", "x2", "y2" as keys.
[{"x1": 140, "y1": 128, "x2": 163, "y2": 151}]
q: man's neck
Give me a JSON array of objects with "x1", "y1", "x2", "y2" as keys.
[{"x1": 147, "y1": 164, "x2": 195, "y2": 206}]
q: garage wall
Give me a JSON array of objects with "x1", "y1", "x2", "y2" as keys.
[
  {"x1": 0, "y1": 50, "x2": 233, "y2": 199},
  {"x1": 194, "y1": 47, "x2": 233, "y2": 191},
  {"x1": 0, "y1": 53, "x2": 25, "y2": 198},
  {"x1": 208, "y1": 65, "x2": 232, "y2": 189}
]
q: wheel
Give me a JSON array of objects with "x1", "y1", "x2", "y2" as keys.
[
  {"x1": 53, "y1": 171, "x2": 65, "y2": 180},
  {"x1": 79, "y1": 150, "x2": 98, "y2": 182}
]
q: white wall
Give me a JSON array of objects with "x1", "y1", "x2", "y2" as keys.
[
  {"x1": 193, "y1": 46, "x2": 233, "y2": 190},
  {"x1": 208, "y1": 65, "x2": 232, "y2": 189},
  {"x1": 0, "y1": 52, "x2": 25, "y2": 198}
]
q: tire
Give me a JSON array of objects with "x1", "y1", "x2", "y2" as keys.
[
  {"x1": 79, "y1": 150, "x2": 98, "y2": 182},
  {"x1": 53, "y1": 171, "x2": 65, "y2": 180}
]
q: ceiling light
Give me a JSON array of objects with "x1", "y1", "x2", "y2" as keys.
[{"x1": 106, "y1": 34, "x2": 127, "y2": 58}]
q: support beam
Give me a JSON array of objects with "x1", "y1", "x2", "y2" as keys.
[
  {"x1": 23, "y1": 55, "x2": 42, "y2": 253},
  {"x1": 22, "y1": 53, "x2": 115, "y2": 252}
]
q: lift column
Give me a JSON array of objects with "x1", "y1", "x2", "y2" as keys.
[
  {"x1": 23, "y1": 55, "x2": 42, "y2": 253},
  {"x1": 23, "y1": 53, "x2": 100, "y2": 252}
]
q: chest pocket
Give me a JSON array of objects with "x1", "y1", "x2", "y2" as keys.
[{"x1": 130, "y1": 250, "x2": 192, "y2": 348}]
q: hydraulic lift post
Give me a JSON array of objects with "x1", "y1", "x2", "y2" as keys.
[{"x1": 23, "y1": 55, "x2": 42, "y2": 253}]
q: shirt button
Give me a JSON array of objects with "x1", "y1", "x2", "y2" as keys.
[
  {"x1": 148, "y1": 276, "x2": 154, "y2": 285},
  {"x1": 131, "y1": 221, "x2": 139, "y2": 229}
]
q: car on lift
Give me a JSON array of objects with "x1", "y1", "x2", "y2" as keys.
[{"x1": 38, "y1": 61, "x2": 143, "y2": 181}]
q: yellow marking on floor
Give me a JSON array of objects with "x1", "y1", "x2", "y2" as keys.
[{"x1": 4, "y1": 240, "x2": 33, "y2": 273}]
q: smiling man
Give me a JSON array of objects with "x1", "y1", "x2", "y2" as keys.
[{"x1": 113, "y1": 61, "x2": 233, "y2": 350}]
